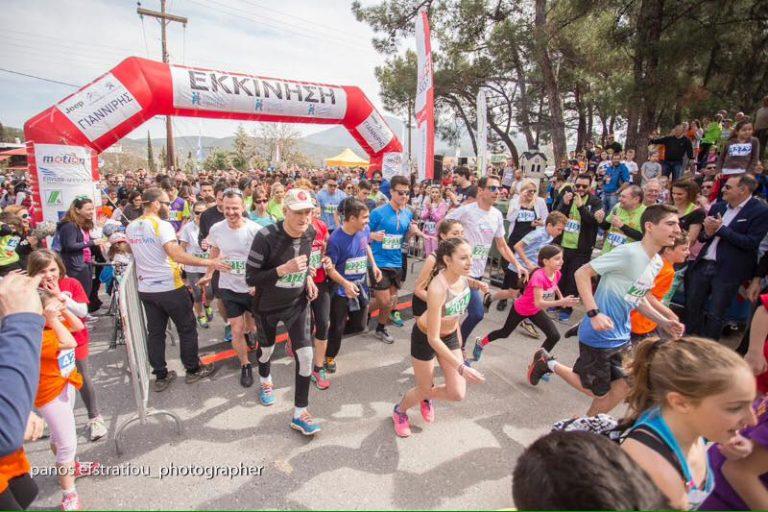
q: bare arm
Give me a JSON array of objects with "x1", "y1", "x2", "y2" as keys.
[
  {"x1": 722, "y1": 443, "x2": 768, "y2": 510},
  {"x1": 495, "y1": 236, "x2": 526, "y2": 278},
  {"x1": 164, "y1": 240, "x2": 220, "y2": 269},
  {"x1": 413, "y1": 255, "x2": 435, "y2": 303},
  {"x1": 51, "y1": 318, "x2": 78, "y2": 350}
]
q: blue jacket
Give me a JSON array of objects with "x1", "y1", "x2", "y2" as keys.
[
  {"x1": 603, "y1": 164, "x2": 631, "y2": 194},
  {"x1": 0, "y1": 313, "x2": 45, "y2": 457},
  {"x1": 696, "y1": 197, "x2": 768, "y2": 283}
]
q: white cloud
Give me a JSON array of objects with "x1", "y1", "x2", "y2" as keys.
[{"x1": 0, "y1": 0, "x2": 403, "y2": 142}]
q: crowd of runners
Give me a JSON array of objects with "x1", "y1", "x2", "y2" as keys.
[{"x1": 2, "y1": 102, "x2": 768, "y2": 509}]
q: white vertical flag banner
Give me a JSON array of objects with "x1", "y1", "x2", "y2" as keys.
[
  {"x1": 415, "y1": 7, "x2": 435, "y2": 181},
  {"x1": 476, "y1": 89, "x2": 488, "y2": 176}
]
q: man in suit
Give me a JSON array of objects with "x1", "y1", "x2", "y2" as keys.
[{"x1": 685, "y1": 173, "x2": 768, "y2": 340}]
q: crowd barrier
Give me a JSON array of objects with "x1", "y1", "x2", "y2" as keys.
[{"x1": 113, "y1": 262, "x2": 182, "y2": 456}]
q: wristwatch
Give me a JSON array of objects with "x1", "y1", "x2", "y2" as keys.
[{"x1": 586, "y1": 308, "x2": 600, "y2": 318}]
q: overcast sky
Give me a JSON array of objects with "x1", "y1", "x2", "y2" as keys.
[{"x1": 0, "y1": 0, "x2": 398, "y2": 141}]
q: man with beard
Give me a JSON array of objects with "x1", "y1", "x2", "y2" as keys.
[{"x1": 126, "y1": 188, "x2": 230, "y2": 392}]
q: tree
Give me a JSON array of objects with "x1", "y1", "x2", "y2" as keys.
[
  {"x1": 203, "y1": 149, "x2": 230, "y2": 171},
  {"x1": 231, "y1": 124, "x2": 254, "y2": 171},
  {"x1": 158, "y1": 146, "x2": 167, "y2": 171},
  {"x1": 253, "y1": 123, "x2": 307, "y2": 167},
  {"x1": 146, "y1": 131, "x2": 156, "y2": 172}
]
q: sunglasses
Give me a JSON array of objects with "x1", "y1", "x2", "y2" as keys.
[
  {"x1": 193, "y1": 210, "x2": 205, "y2": 216},
  {"x1": 20, "y1": 213, "x2": 29, "y2": 219},
  {"x1": 393, "y1": 189, "x2": 410, "y2": 196},
  {"x1": 254, "y1": 199, "x2": 268, "y2": 204},
  {"x1": 159, "y1": 201, "x2": 171, "y2": 206},
  {"x1": 485, "y1": 186, "x2": 500, "y2": 192},
  {"x1": 574, "y1": 184, "x2": 590, "y2": 189},
  {"x1": 327, "y1": 183, "x2": 338, "y2": 188},
  {"x1": 224, "y1": 188, "x2": 243, "y2": 197}
]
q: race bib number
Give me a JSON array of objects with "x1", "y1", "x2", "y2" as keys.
[
  {"x1": 276, "y1": 270, "x2": 307, "y2": 288},
  {"x1": 169, "y1": 210, "x2": 183, "y2": 221},
  {"x1": 729, "y1": 143, "x2": 753, "y2": 157},
  {"x1": 5, "y1": 236, "x2": 20, "y2": 250},
  {"x1": 382, "y1": 234, "x2": 403, "y2": 250},
  {"x1": 193, "y1": 252, "x2": 209, "y2": 260},
  {"x1": 472, "y1": 244, "x2": 490, "y2": 261},
  {"x1": 225, "y1": 259, "x2": 246, "y2": 275},
  {"x1": 423, "y1": 221, "x2": 436, "y2": 234},
  {"x1": 444, "y1": 288, "x2": 471, "y2": 317},
  {"x1": 542, "y1": 289, "x2": 556, "y2": 301},
  {"x1": 564, "y1": 219, "x2": 580, "y2": 234},
  {"x1": 309, "y1": 250, "x2": 322, "y2": 269},
  {"x1": 323, "y1": 204, "x2": 336, "y2": 215},
  {"x1": 517, "y1": 210, "x2": 536, "y2": 222},
  {"x1": 344, "y1": 256, "x2": 367, "y2": 275},
  {"x1": 58, "y1": 349, "x2": 76, "y2": 378},
  {"x1": 606, "y1": 231, "x2": 627, "y2": 248}
]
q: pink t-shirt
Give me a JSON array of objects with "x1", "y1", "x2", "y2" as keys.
[{"x1": 514, "y1": 268, "x2": 560, "y2": 317}]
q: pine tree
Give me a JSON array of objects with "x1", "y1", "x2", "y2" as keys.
[{"x1": 146, "y1": 131, "x2": 156, "y2": 172}]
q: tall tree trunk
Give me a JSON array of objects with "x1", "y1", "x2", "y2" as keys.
[
  {"x1": 450, "y1": 97, "x2": 478, "y2": 156},
  {"x1": 575, "y1": 84, "x2": 587, "y2": 151},
  {"x1": 534, "y1": 0, "x2": 567, "y2": 161},
  {"x1": 587, "y1": 102, "x2": 594, "y2": 144},
  {"x1": 488, "y1": 115, "x2": 520, "y2": 166},
  {"x1": 635, "y1": 0, "x2": 664, "y2": 163},
  {"x1": 609, "y1": 113, "x2": 616, "y2": 137},
  {"x1": 510, "y1": 43, "x2": 536, "y2": 149}
]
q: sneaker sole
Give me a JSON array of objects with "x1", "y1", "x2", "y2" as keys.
[
  {"x1": 291, "y1": 423, "x2": 320, "y2": 436},
  {"x1": 312, "y1": 381, "x2": 330, "y2": 390}
]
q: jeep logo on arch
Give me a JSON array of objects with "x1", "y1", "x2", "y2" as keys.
[{"x1": 34, "y1": 144, "x2": 93, "y2": 186}]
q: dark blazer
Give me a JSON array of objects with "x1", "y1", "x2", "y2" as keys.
[
  {"x1": 695, "y1": 197, "x2": 768, "y2": 282},
  {"x1": 56, "y1": 221, "x2": 97, "y2": 274}
]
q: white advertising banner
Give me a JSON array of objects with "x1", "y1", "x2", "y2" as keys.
[
  {"x1": 171, "y1": 65, "x2": 348, "y2": 120},
  {"x1": 382, "y1": 152, "x2": 406, "y2": 180},
  {"x1": 356, "y1": 110, "x2": 394, "y2": 153},
  {"x1": 34, "y1": 144, "x2": 97, "y2": 222},
  {"x1": 415, "y1": 7, "x2": 435, "y2": 180},
  {"x1": 56, "y1": 73, "x2": 142, "y2": 142},
  {"x1": 476, "y1": 89, "x2": 488, "y2": 176}
]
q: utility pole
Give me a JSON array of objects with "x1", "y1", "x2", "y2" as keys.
[{"x1": 137, "y1": 1, "x2": 187, "y2": 172}]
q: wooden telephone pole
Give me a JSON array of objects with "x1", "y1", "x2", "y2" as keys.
[{"x1": 137, "y1": 0, "x2": 187, "y2": 172}]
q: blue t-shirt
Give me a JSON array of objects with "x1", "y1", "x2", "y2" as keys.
[
  {"x1": 248, "y1": 212, "x2": 275, "y2": 228},
  {"x1": 327, "y1": 226, "x2": 370, "y2": 297},
  {"x1": 508, "y1": 227, "x2": 553, "y2": 273},
  {"x1": 603, "y1": 163, "x2": 631, "y2": 194},
  {"x1": 578, "y1": 242, "x2": 663, "y2": 349},
  {"x1": 317, "y1": 189, "x2": 347, "y2": 230},
  {"x1": 369, "y1": 203, "x2": 413, "y2": 269}
]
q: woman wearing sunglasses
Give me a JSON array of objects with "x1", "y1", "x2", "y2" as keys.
[{"x1": 248, "y1": 190, "x2": 276, "y2": 228}]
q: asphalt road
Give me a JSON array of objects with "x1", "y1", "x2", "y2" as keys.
[{"x1": 25, "y1": 261, "x2": 596, "y2": 510}]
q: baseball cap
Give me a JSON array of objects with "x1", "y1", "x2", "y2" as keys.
[
  {"x1": 284, "y1": 188, "x2": 314, "y2": 211},
  {"x1": 109, "y1": 233, "x2": 127, "y2": 244}
]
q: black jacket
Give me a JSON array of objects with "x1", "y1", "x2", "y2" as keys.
[
  {"x1": 554, "y1": 192, "x2": 604, "y2": 255},
  {"x1": 649, "y1": 135, "x2": 693, "y2": 163},
  {"x1": 56, "y1": 221, "x2": 97, "y2": 274}
]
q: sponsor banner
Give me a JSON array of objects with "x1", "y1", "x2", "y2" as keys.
[
  {"x1": 382, "y1": 152, "x2": 406, "y2": 180},
  {"x1": 56, "y1": 73, "x2": 142, "y2": 142},
  {"x1": 415, "y1": 7, "x2": 435, "y2": 180},
  {"x1": 356, "y1": 111, "x2": 394, "y2": 153},
  {"x1": 171, "y1": 66, "x2": 347, "y2": 120},
  {"x1": 33, "y1": 144, "x2": 98, "y2": 223},
  {"x1": 476, "y1": 89, "x2": 488, "y2": 176}
]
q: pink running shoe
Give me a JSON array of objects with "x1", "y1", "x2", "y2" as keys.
[
  {"x1": 392, "y1": 405, "x2": 411, "y2": 437},
  {"x1": 61, "y1": 491, "x2": 81, "y2": 511},
  {"x1": 420, "y1": 399, "x2": 435, "y2": 423}
]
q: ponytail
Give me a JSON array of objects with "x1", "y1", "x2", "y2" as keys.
[{"x1": 622, "y1": 337, "x2": 666, "y2": 425}]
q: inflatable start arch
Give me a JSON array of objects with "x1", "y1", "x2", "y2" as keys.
[{"x1": 24, "y1": 56, "x2": 403, "y2": 223}]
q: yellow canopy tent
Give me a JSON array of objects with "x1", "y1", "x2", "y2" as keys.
[{"x1": 325, "y1": 148, "x2": 369, "y2": 168}]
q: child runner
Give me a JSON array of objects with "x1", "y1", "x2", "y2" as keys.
[
  {"x1": 472, "y1": 245, "x2": 579, "y2": 364},
  {"x1": 392, "y1": 238, "x2": 485, "y2": 437},
  {"x1": 528, "y1": 204, "x2": 685, "y2": 416},
  {"x1": 622, "y1": 337, "x2": 757, "y2": 510},
  {"x1": 36, "y1": 291, "x2": 98, "y2": 510},
  {"x1": 177, "y1": 201, "x2": 213, "y2": 328}
]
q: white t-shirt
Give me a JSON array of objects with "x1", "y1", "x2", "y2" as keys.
[
  {"x1": 177, "y1": 222, "x2": 207, "y2": 274},
  {"x1": 447, "y1": 203, "x2": 505, "y2": 278},
  {"x1": 207, "y1": 218, "x2": 260, "y2": 294},
  {"x1": 126, "y1": 215, "x2": 184, "y2": 293},
  {"x1": 623, "y1": 160, "x2": 639, "y2": 175}
]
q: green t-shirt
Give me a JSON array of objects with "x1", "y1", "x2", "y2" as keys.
[
  {"x1": 602, "y1": 204, "x2": 646, "y2": 254},
  {"x1": 561, "y1": 201, "x2": 582, "y2": 250}
]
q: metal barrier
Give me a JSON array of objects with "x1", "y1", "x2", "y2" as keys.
[{"x1": 113, "y1": 262, "x2": 182, "y2": 456}]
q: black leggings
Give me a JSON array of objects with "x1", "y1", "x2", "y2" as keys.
[
  {"x1": 0, "y1": 473, "x2": 38, "y2": 510},
  {"x1": 75, "y1": 359, "x2": 99, "y2": 419},
  {"x1": 486, "y1": 305, "x2": 561, "y2": 352},
  {"x1": 255, "y1": 301, "x2": 312, "y2": 408},
  {"x1": 310, "y1": 280, "x2": 330, "y2": 341},
  {"x1": 327, "y1": 292, "x2": 367, "y2": 359}
]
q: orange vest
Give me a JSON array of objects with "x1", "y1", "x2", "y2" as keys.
[{"x1": 35, "y1": 328, "x2": 83, "y2": 409}]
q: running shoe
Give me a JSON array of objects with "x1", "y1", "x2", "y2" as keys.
[
  {"x1": 259, "y1": 382, "x2": 275, "y2": 406},
  {"x1": 205, "y1": 305, "x2": 214, "y2": 321},
  {"x1": 390, "y1": 311, "x2": 404, "y2": 327},
  {"x1": 564, "y1": 322, "x2": 580, "y2": 339},
  {"x1": 311, "y1": 368, "x2": 330, "y2": 390},
  {"x1": 224, "y1": 324, "x2": 233, "y2": 343},
  {"x1": 472, "y1": 338, "x2": 484, "y2": 362},
  {"x1": 197, "y1": 315, "x2": 209, "y2": 329},
  {"x1": 240, "y1": 364, "x2": 254, "y2": 388},
  {"x1": 325, "y1": 357, "x2": 337, "y2": 374},
  {"x1": 375, "y1": 326, "x2": 395, "y2": 344},
  {"x1": 87, "y1": 416, "x2": 107, "y2": 441},
  {"x1": 74, "y1": 459, "x2": 101, "y2": 478},
  {"x1": 392, "y1": 405, "x2": 411, "y2": 437},
  {"x1": 291, "y1": 412, "x2": 321, "y2": 436},
  {"x1": 462, "y1": 348, "x2": 472, "y2": 367},
  {"x1": 185, "y1": 363, "x2": 218, "y2": 384},
  {"x1": 483, "y1": 292, "x2": 493, "y2": 312},
  {"x1": 519, "y1": 319, "x2": 540, "y2": 339},
  {"x1": 527, "y1": 348, "x2": 554, "y2": 386},
  {"x1": 496, "y1": 299, "x2": 508, "y2": 312},
  {"x1": 285, "y1": 338, "x2": 294, "y2": 358},
  {"x1": 557, "y1": 310, "x2": 572, "y2": 324},
  {"x1": 153, "y1": 370, "x2": 177, "y2": 392},
  {"x1": 420, "y1": 399, "x2": 435, "y2": 423},
  {"x1": 61, "y1": 491, "x2": 82, "y2": 511}
]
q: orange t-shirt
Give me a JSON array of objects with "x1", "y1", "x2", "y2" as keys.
[
  {"x1": 630, "y1": 260, "x2": 675, "y2": 335},
  {"x1": 35, "y1": 328, "x2": 83, "y2": 409},
  {"x1": 0, "y1": 449, "x2": 30, "y2": 493}
]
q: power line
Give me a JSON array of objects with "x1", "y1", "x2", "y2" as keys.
[{"x1": 0, "y1": 67, "x2": 81, "y2": 88}]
